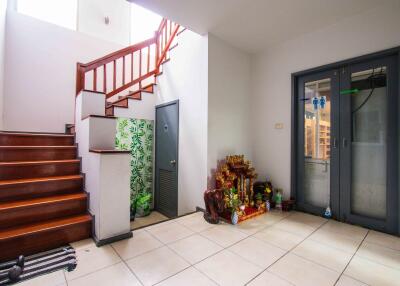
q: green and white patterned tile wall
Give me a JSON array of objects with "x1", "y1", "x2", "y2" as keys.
[{"x1": 115, "y1": 118, "x2": 154, "y2": 217}]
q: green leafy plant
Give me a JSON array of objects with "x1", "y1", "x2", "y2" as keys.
[{"x1": 224, "y1": 187, "x2": 242, "y2": 212}]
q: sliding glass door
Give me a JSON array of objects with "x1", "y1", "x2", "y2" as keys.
[{"x1": 295, "y1": 52, "x2": 399, "y2": 234}]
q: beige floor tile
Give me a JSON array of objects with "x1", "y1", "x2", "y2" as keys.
[
  {"x1": 195, "y1": 250, "x2": 262, "y2": 286},
  {"x1": 176, "y1": 212, "x2": 214, "y2": 232},
  {"x1": 273, "y1": 219, "x2": 315, "y2": 237},
  {"x1": 319, "y1": 220, "x2": 368, "y2": 242},
  {"x1": 357, "y1": 242, "x2": 400, "y2": 270},
  {"x1": 145, "y1": 218, "x2": 175, "y2": 230},
  {"x1": 336, "y1": 275, "x2": 368, "y2": 286},
  {"x1": 345, "y1": 256, "x2": 400, "y2": 286},
  {"x1": 287, "y1": 211, "x2": 327, "y2": 229},
  {"x1": 253, "y1": 227, "x2": 304, "y2": 251},
  {"x1": 365, "y1": 230, "x2": 400, "y2": 251},
  {"x1": 253, "y1": 212, "x2": 285, "y2": 226},
  {"x1": 68, "y1": 263, "x2": 141, "y2": 286},
  {"x1": 111, "y1": 229, "x2": 163, "y2": 260},
  {"x1": 267, "y1": 210, "x2": 292, "y2": 219},
  {"x1": 200, "y1": 224, "x2": 248, "y2": 247},
  {"x1": 126, "y1": 246, "x2": 189, "y2": 286},
  {"x1": 156, "y1": 267, "x2": 217, "y2": 286},
  {"x1": 309, "y1": 229, "x2": 362, "y2": 254},
  {"x1": 131, "y1": 211, "x2": 169, "y2": 230},
  {"x1": 247, "y1": 270, "x2": 294, "y2": 286},
  {"x1": 65, "y1": 245, "x2": 121, "y2": 281},
  {"x1": 234, "y1": 217, "x2": 270, "y2": 235},
  {"x1": 269, "y1": 253, "x2": 340, "y2": 286},
  {"x1": 18, "y1": 270, "x2": 66, "y2": 286},
  {"x1": 292, "y1": 239, "x2": 353, "y2": 272},
  {"x1": 146, "y1": 221, "x2": 194, "y2": 244},
  {"x1": 229, "y1": 236, "x2": 286, "y2": 268},
  {"x1": 168, "y1": 234, "x2": 222, "y2": 264},
  {"x1": 70, "y1": 238, "x2": 96, "y2": 250}
]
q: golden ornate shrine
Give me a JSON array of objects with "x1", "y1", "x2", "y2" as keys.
[{"x1": 216, "y1": 155, "x2": 264, "y2": 223}]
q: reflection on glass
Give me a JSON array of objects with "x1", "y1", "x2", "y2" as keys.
[
  {"x1": 304, "y1": 79, "x2": 331, "y2": 208},
  {"x1": 351, "y1": 67, "x2": 387, "y2": 219}
]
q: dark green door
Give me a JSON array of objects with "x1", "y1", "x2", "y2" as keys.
[{"x1": 155, "y1": 101, "x2": 179, "y2": 218}]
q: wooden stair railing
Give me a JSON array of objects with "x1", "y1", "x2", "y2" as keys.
[{"x1": 76, "y1": 18, "x2": 180, "y2": 99}]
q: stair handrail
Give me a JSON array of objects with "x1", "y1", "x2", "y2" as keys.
[{"x1": 76, "y1": 18, "x2": 180, "y2": 99}]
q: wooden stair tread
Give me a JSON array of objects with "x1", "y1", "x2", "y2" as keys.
[
  {"x1": 0, "y1": 214, "x2": 91, "y2": 240},
  {"x1": 0, "y1": 193, "x2": 86, "y2": 210},
  {"x1": 0, "y1": 132, "x2": 73, "y2": 138},
  {"x1": 0, "y1": 146, "x2": 76, "y2": 149},
  {"x1": 0, "y1": 175, "x2": 83, "y2": 186},
  {"x1": 0, "y1": 159, "x2": 80, "y2": 167}
]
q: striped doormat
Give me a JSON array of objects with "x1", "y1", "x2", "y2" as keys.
[{"x1": 0, "y1": 246, "x2": 76, "y2": 285}]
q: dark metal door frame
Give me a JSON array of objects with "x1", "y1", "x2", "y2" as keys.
[
  {"x1": 155, "y1": 100, "x2": 179, "y2": 218},
  {"x1": 291, "y1": 47, "x2": 400, "y2": 234}
]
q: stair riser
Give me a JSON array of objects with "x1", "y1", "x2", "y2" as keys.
[
  {"x1": 0, "y1": 197, "x2": 87, "y2": 229},
  {"x1": 105, "y1": 107, "x2": 114, "y2": 116},
  {"x1": 0, "y1": 162, "x2": 80, "y2": 180},
  {"x1": 0, "y1": 148, "x2": 77, "y2": 162},
  {"x1": 0, "y1": 220, "x2": 91, "y2": 262},
  {"x1": 0, "y1": 177, "x2": 83, "y2": 202},
  {"x1": 0, "y1": 135, "x2": 74, "y2": 146}
]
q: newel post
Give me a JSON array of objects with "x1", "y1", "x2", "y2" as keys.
[{"x1": 76, "y1": 63, "x2": 85, "y2": 96}]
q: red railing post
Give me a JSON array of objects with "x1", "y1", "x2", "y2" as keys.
[
  {"x1": 75, "y1": 18, "x2": 179, "y2": 99},
  {"x1": 76, "y1": 63, "x2": 85, "y2": 95}
]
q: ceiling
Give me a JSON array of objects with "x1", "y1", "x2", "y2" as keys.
[{"x1": 130, "y1": 0, "x2": 395, "y2": 53}]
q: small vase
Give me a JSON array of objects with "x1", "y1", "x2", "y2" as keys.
[{"x1": 231, "y1": 211, "x2": 239, "y2": 225}]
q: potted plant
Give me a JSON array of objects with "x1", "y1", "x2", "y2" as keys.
[{"x1": 225, "y1": 187, "x2": 242, "y2": 224}]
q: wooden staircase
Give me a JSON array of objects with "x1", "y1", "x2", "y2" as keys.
[{"x1": 0, "y1": 132, "x2": 92, "y2": 262}]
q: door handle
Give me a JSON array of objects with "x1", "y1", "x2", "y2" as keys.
[
  {"x1": 342, "y1": 138, "x2": 347, "y2": 148},
  {"x1": 170, "y1": 160, "x2": 176, "y2": 165},
  {"x1": 333, "y1": 138, "x2": 338, "y2": 149}
]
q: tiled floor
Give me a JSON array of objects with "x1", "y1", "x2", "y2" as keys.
[
  {"x1": 130, "y1": 211, "x2": 169, "y2": 230},
  {"x1": 19, "y1": 211, "x2": 400, "y2": 286}
]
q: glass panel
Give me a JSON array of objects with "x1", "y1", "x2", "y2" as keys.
[
  {"x1": 304, "y1": 78, "x2": 331, "y2": 208},
  {"x1": 351, "y1": 67, "x2": 387, "y2": 219}
]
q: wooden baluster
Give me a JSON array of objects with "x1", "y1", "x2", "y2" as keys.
[
  {"x1": 164, "y1": 25, "x2": 167, "y2": 50},
  {"x1": 131, "y1": 52, "x2": 134, "y2": 81},
  {"x1": 103, "y1": 64, "x2": 107, "y2": 93},
  {"x1": 93, "y1": 68, "x2": 97, "y2": 91},
  {"x1": 160, "y1": 33, "x2": 163, "y2": 58},
  {"x1": 139, "y1": 49, "x2": 142, "y2": 78},
  {"x1": 147, "y1": 46, "x2": 150, "y2": 73},
  {"x1": 113, "y1": 60, "x2": 116, "y2": 91},
  {"x1": 155, "y1": 31, "x2": 159, "y2": 73},
  {"x1": 122, "y1": 56, "x2": 126, "y2": 85}
]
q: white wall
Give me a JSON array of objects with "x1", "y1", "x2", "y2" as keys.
[
  {"x1": 250, "y1": 2, "x2": 400, "y2": 198},
  {"x1": 3, "y1": 11, "x2": 122, "y2": 133},
  {"x1": 77, "y1": 0, "x2": 131, "y2": 46},
  {"x1": 0, "y1": 0, "x2": 7, "y2": 129},
  {"x1": 155, "y1": 30, "x2": 208, "y2": 215},
  {"x1": 208, "y1": 34, "x2": 252, "y2": 188}
]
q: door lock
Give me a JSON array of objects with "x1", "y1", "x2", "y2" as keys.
[{"x1": 170, "y1": 160, "x2": 176, "y2": 165}]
